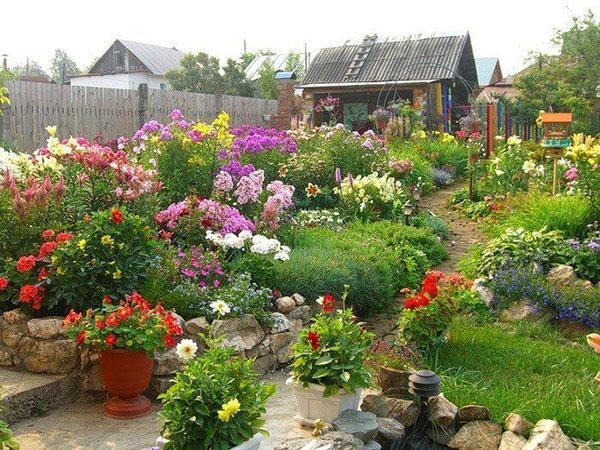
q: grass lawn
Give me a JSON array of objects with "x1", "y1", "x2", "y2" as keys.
[{"x1": 427, "y1": 316, "x2": 600, "y2": 441}]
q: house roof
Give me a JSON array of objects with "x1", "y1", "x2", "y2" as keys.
[
  {"x1": 245, "y1": 54, "x2": 293, "y2": 81},
  {"x1": 117, "y1": 40, "x2": 185, "y2": 75},
  {"x1": 475, "y1": 57, "x2": 500, "y2": 86},
  {"x1": 302, "y1": 34, "x2": 476, "y2": 88}
]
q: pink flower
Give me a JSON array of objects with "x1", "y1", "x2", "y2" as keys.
[
  {"x1": 235, "y1": 170, "x2": 264, "y2": 205},
  {"x1": 564, "y1": 167, "x2": 578, "y2": 181}
]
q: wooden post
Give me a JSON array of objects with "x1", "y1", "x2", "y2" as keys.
[
  {"x1": 137, "y1": 83, "x2": 148, "y2": 129},
  {"x1": 215, "y1": 92, "x2": 223, "y2": 115},
  {"x1": 486, "y1": 103, "x2": 493, "y2": 157}
]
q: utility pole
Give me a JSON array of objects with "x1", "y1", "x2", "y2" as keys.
[
  {"x1": 1, "y1": 54, "x2": 7, "y2": 71},
  {"x1": 243, "y1": 39, "x2": 247, "y2": 54},
  {"x1": 304, "y1": 42, "x2": 308, "y2": 72}
]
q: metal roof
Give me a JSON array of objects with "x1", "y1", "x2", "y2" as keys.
[
  {"x1": 118, "y1": 39, "x2": 185, "y2": 75},
  {"x1": 244, "y1": 54, "x2": 292, "y2": 81},
  {"x1": 302, "y1": 34, "x2": 474, "y2": 87},
  {"x1": 475, "y1": 57, "x2": 500, "y2": 86}
]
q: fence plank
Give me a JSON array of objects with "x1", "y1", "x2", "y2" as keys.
[{"x1": 3, "y1": 80, "x2": 277, "y2": 152}]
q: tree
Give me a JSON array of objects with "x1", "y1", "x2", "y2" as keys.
[
  {"x1": 11, "y1": 60, "x2": 48, "y2": 78},
  {"x1": 50, "y1": 49, "x2": 80, "y2": 84},
  {"x1": 257, "y1": 59, "x2": 278, "y2": 100},
  {"x1": 166, "y1": 52, "x2": 223, "y2": 93},
  {"x1": 284, "y1": 52, "x2": 304, "y2": 80},
  {"x1": 222, "y1": 58, "x2": 255, "y2": 97},
  {"x1": 514, "y1": 11, "x2": 600, "y2": 134}
]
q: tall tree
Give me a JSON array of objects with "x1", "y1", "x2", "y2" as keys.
[
  {"x1": 11, "y1": 60, "x2": 48, "y2": 78},
  {"x1": 50, "y1": 49, "x2": 80, "y2": 84},
  {"x1": 284, "y1": 52, "x2": 304, "y2": 80},
  {"x1": 222, "y1": 58, "x2": 255, "y2": 97},
  {"x1": 257, "y1": 59, "x2": 278, "y2": 100},
  {"x1": 166, "y1": 52, "x2": 223, "y2": 93}
]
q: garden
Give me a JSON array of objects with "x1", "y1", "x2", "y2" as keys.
[{"x1": 0, "y1": 100, "x2": 597, "y2": 449}]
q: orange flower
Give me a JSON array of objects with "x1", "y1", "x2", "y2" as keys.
[
  {"x1": 111, "y1": 209, "x2": 124, "y2": 224},
  {"x1": 587, "y1": 334, "x2": 600, "y2": 354},
  {"x1": 16, "y1": 255, "x2": 36, "y2": 273}
]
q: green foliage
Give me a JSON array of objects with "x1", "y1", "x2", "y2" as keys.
[
  {"x1": 386, "y1": 142, "x2": 434, "y2": 192},
  {"x1": 284, "y1": 52, "x2": 305, "y2": 80},
  {"x1": 453, "y1": 289, "x2": 490, "y2": 320},
  {"x1": 50, "y1": 49, "x2": 80, "y2": 84},
  {"x1": 160, "y1": 343, "x2": 276, "y2": 449},
  {"x1": 0, "y1": 419, "x2": 19, "y2": 450},
  {"x1": 166, "y1": 52, "x2": 223, "y2": 93},
  {"x1": 292, "y1": 307, "x2": 374, "y2": 397},
  {"x1": 427, "y1": 316, "x2": 600, "y2": 441},
  {"x1": 222, "y1": 58, "x2": 256, "y2": 97},
  {"x1": 257, "y1": 59, "x2": 278, "y2": 100},
  {"x1": 397, "y1": 294, "x2": 456, "y2": 350},
  {"x1": 10, "y1": 60, "x2": 48, "y2": 78},
  {"x1": 408, "y1": 213, "x2": 450, "y2": 240}
]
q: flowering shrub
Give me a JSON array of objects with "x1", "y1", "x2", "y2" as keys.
[
  {"x1": 291, "y1": 291, "x2": 374, "y2": 397},
  {"x1": 291, "y1": 209, "x2": 345, "y2": 230},
  {"x1": 564, "y1": 222, "x2": 600, "y2": 283},
  {"x1": 159, "y1": 342, "x2": 276, "y2": 449},
  {"x1": 62, "y1": 292, "x2": 183, "y2": 355},
  {"x1": 49, "y1": 209, "x2": 161, "y2": 311}
]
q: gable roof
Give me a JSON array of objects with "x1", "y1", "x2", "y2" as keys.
[
  {"x1": 245, "y1": 54, "x2": 293, "y2": 81},
  {"x1": 475, "y1": 57, "x2": 500, "y2": 86},
  {"x1": 302, "y1": 34, "x2": 476, "y2": 88},
  {"x1": 118, "y1": 40, "x2": 185, "y2": 75}
]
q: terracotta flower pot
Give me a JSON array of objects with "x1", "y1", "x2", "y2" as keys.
[
  {"x1": 379, "y1": 366, "x2": 413, "y2": 398},
  {"x1": 99, "y1": 349, "x2": 153, "y2": 419},
  {"x1": 376, "y1": 119, "x2": 389, "y2": 130}
]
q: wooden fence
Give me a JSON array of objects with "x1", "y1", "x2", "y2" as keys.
[{"x1": 0, "y1": 80, "x2": 278, "y2": 151}]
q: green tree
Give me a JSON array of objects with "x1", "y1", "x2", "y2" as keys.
[
  {"x1": 284, "y1": 51, "x2": 304, "y2": 80},
  {"x1": 257, "y1": 59, "x2": 278, "y2": 99},
  {"x1": 50, "y1": 49, "x2": 80, "y2": 83},
  {"x1": 11, "y1": 60, "x2": 48, "y2": 78},
  {"x1": 222, "y1": 58, "x2": 255, "y2": 97},
  {"x1": 514, "y1": 11, "x2": 600, "y2": 134},
  {"x1": 166, "y1": 52, "x2": 223, "y2": 93}
]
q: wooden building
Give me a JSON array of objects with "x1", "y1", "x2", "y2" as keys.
[{"x1": 301, "y1": 34, "x2": 478, "y2": 131}]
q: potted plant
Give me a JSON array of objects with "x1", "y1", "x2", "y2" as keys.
[
  {"x1": 158, "y1": 340, "x2": 276, "y2": 450},
  {"x1": 62, "y1": 292, "x2": 182, "y2": 419},
  {"x1": 369, "y1": 339, "x2": 420, "y2": 398},
  {"x1": 289, "y1": 288, "x2": 374, "y2": 425},
  {"x1": 371, "y1": 107, "x2": 391, "y2": 130}
]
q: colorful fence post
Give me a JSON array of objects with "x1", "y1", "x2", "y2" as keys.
[{"x1": 486, "y1": 103, "x2": 494, "y2": 157}]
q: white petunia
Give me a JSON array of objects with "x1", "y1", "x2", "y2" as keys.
[
  {"x1": 239, "y1": 230, "x2": 253, "y2": 241},
  {"x1": 176, "y1": 339, "x2": 198, "y2": 360},
  {"x1": 210, "y1": 300, "x2": 231, "y2": 316}
]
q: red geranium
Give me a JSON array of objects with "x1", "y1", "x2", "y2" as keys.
[
  {"x1": 38, "y1": 241, "x2": 59, "y2": 259},
  {"x1": 63, "y1": 309, "x2": 82, "y2": 325},
  {"x1": 41, "y1": 229, "x2": 56, "y2": 241},
  {"x1": 404, "y1": 293, "x2": 430, "y2": 310},
  {"x1": 321, "y1": 294, "x2": 336, "y2": 313},
  {"x1": 16, "y1": 255, "x2": 36, "y2": 273},
  {"x1": 37, "y1": 267, "x2": 48, "y2": 281},
  {"x1": 103, "y1": 295, "x2": 112, "y2": 304},
  {"x1": 163, "y1": 335, "x2": 177, "y2": 348},
  {"x1": 105, "y1": 333, "x2": 117, "y2": 346},
  {"x1": 19, "y1": 284, "x2": 44, "y2": 310},
  {"x1": 105, "y1": 313, "x2": 120, "y2": 328},
  {"x1": 422, "y1": 278, "x2": 438, "y2": 298},
  {"x1": 307, "y1": 331, "x2": 320, "y2": 350},
  {"x1": 111, "y1": 208, "x2": 124, "y2": 224},
  {"x1": 0, "y1": 278, "x2": 8, "y2": 292},
  {"x1": 55, "y1": 232, "x2": 74, "y2": 243},
  {"x1": 76, "y1": 330, "x2": 87, "y2": 344},
  {"x1": 95, "y1": 320, "x2": 106, "y2": 330}
]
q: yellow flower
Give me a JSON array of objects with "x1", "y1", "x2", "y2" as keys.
[
  {"x1": 217, "y1": 398, "x2": 241, "y2": 422},
  {"x1": 77, "y1": 239, "x2": 87, "y2": 250},
  {"x1": 112, "y1": 269, "x2": 122, "y2": 280},
  {"x1": 100, "y1": 235, "x2": 114, "y2": 246},
  {"x1": 278, "y1": 165, "x2": 288, "y2": 177},
  {"x1": 305, "y1": 183, "x2": 321, "y2": 198},
  {"x1": 150, "y1": 136, "x2": 160, "y2": 144},
  {"x1": 45, "y1": 126, "x2": 57, "y2": 137},
  {"x1": 56, "y1": 267, "x2": 65, "y2": 275}
]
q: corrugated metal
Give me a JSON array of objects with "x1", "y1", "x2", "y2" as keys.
[
  {"x1": 119, "y1": 40, "x2": 185, "y2": 75},
  {"x1": 244, "y1": 54, "x2": 292, "y2": 81},
  {"x1": 302, "y1": 35, "x2": 468, "y2": 86}
]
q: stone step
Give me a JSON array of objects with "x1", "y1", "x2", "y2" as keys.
[{"x1": 0, "y1": 368, "x2": 79, "y2": 424}]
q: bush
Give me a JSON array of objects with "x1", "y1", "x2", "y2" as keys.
[
  {"x1": 386, "y1": 144, "x2": 434, "y2": 193},
  {"x1": 160, "y1": 343, "x2": 276, "y2": 449},
  {"x1": 409, "y1": 213, "x2": 450, "y2": 240}
]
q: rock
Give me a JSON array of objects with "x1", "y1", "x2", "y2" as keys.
[
  {"x1": 276, "y1": 296, "x2": 296, "y2": 314},
  {"x1": 428, "y1": 424, "x2": 456, "y2": 446},
  {"x1": 303, "y1": 431, "x2": 365, "y2": 450},
  {"x1": 499, "y1": 431, "x2": 527, "y2": 450},
  {"x1": 17, "y1": 337, "x2": 79, "y2": 374},
  {"x1": 448, "y1": 420, "x2": 502, "y2": 449},
  {"x1": 459, "y1": 404, "x2": 491, "y2": 422},
  {"x1": 247, "y1": 338, "x2": 271, "y2": 359},
  {"x1": 428, "y1": 394, "x2": 458, "y2": 428},
  {"x1": 361, "y1": 394, "x2": 389, "y2": 417},
  {"x1": 149, "y1": 376, "x2": 174, "y2": 396},
  {"x1": 375, "y1": 417, "x2": 405, "y2": 448},
  {"x1": 81, "y1": 364, "x2": 105, "y2": 391},
  {"x1": 0, "y1": 349, "x2": 15, "y2": 367},
  {"x1": 3, "y1": 308, "x2": 31, "y2": 325},
  {"x1": 500, "y1": 300, "x2": 550, "y2": 323},
  {"x1": 153, "y1": 348, "x2": 183, "y2": 376},
  {"x1": 211, "y1": 315, "x2": 265, "y2": 352},
  {"x1": 523, "y1": 420, "x2": 574, "y2": 450},
  {"x1": 1, "y1": 328, "x2": 24, "y2": 347},
  {"x1": 472, "y1": 278, "x2": 494, "y2": 307},
  {"x1": 270, "y1": 312, "x2": 293, "y2": 334},
  {"x1": 505, "y1": 413, "x2": 534, "y2": 437},
  {"x1": 184, "y1": 317, "x2": 209, "y2": 336},
  {"x1": 269, "y1": 331, "x2": 296, "y2": 364},
  {"x1": 360, "y1": 395, "x2": 421, "y2": 428},
  {"x1": 547, "y1": 265, "x2": 578, "y2": 287},
  {"x1": 378, "y1": 367, "x2": 412, "y2": 398},
  {"x1": 287, "y1": 305, "x2": 312, "y2": 323},
  {"x1": 292, "y1": 293, "x2": 306, "y2": 306},
  {"x1": 332, "y1": 410, "x2": 379, "y2": 442},
  {"x1": 27, "y1": 317, "x2": 62, "y2": 339},
  {"x1": 364, "y1": 442, "x2": 382, "y2": 450},
  {"x1": 252, "y1": 353, "x2": 277, "y2": 374}
]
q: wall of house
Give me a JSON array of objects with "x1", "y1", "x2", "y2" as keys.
[
  {"x1": 89, "y1": 40, "x2": 146, "y2": 75},
  {"x1": 70, "y1": 73, "x2": 168, "y2": 91}
]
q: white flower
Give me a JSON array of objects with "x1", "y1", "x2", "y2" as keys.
[
  {"x1": 45, "y1": 125, "x2": 57, "y2": 137},
  {"x1": 495, "y1": 169, "x2": 505, "y2": 176},
  {"x1": 274, "y1": 251, "x2": 289, "y2": 261},
  {"x1": 507, "y1": 135, "x2": 522, "y2": 146},
  {"x1": 522, "y1": 160, "x2": 536, "y2": 174},
  {"x1": 316, "y1": 296, "x2": 324, "y2": 305},
  {"x1": 176, "y1": 339, "x2": 198, "y2": 360},
  {"x1": 534, "y1": 165, "x2": 545, "y2": 176},
  {"x1": 210, "y1": 300, "x2": 231, "y2": 316},
  {"x1": 222, "y1": 233, "x2": 245, "y2": 249},
  {"x1": 239, "y1": 230, "x2": 253, "y2": 241}
]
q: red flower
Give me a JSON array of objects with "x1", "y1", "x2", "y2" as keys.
[
  {"x1": 163, "y1": 335, "x2": 176, "y2": 348},
  {"x1": 158, "y1": 230, "x2": 173, "y2": 241},
  {"x1": 105, "y1": 334, "x2": 117, "y2": 346},
  {"x1": 404, "y1": 293, "x2": 430, "y2": 310},
  {"x1": 164, "y1": 311, "x2": 182, "y2": 335},
  {"x1": 128, "y1": 292, "x2": 150, "y2": 310},
  {"x1": 0, "y1": 277, "x2": 8, "y2": 292},
  {"x1": 103, "y1": 295, "x2": 112, "y2": 305},
  {"x1": 37, "y1": 267, "x2": 48, "y2": 281},
  {"x1": 55, "y1": 232, "x2": 74, "y2": 243},
  {"x1": 83, "y1": 214, "x2": 91, "y2": 223},
  {"x1": 63, "y1": 309, "x2": 82, "y2": 325},
  {"x1": 38, "y1": 241, "x2": 58, "y2": 259},
  {"x1": 111, "y1": 209, "x2": 124, "y2": 224},
  {"x1": 19, "y1": 284, "x2": 44, "y2": 310},
  {"x1": 322, "y1": 294, "x2": 336, "y2": 313},
  {"x1": 41, "y1": 229, "x2": 55, "y2": 241},
  {"x1": 105, "y1": 313, "x2": 120, "y2": 328},
  {"x1": 16, "y1": 255, "x2": 36, "y2": 273},
  {"x1": 422, "y1": 278, "x2": 438, "y2": 298},
  {"x1": 117, "y1": 306, "x2": 133, "y2": 321},
  {"x1": 307, "y1": 331, "x2": 320, "y2": 350},
  {"x1": 95, "y1": 319, "x2": 106, "y2": 330},
  {"x1": 76, "y1": 330, "x2": 87, "y2": 344}
]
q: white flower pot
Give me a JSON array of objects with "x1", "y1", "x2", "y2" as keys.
[
  {"x1": 156, "y1": 433, "x2": 263, "y2": 450},
  {"x1": 287, "y1": 377, "x2": 362, "y2": 425}
]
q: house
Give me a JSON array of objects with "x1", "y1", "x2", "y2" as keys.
[
  {"x1": 475, "y1": 57, "x2": 503, "y2": 88},
  {"x1": 70, "y1": 39, "x2": 185, "y2": 90},
  {"x1": 301, "y1": 34, "x2": 478, "y2": 131}
]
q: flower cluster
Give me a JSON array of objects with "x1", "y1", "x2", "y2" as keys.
[
  {"x1": 314, "y1": 95, "x2": 341, "y2": 113},
  {"x1": 404, "y1": 273, "x2": 440, "y2": 310},
  {"x1": 226, "y1": 126, "x2": 297, "y2": 158},
  {"x1": 205, "y1": 230, "x2": 290, "y2": 261},
  {"x1": 176, "y1": 247, "x2": 224, "y2": 289},
  {"x1": 2, "y1": 171, "x2": 65, "y2": 219}
]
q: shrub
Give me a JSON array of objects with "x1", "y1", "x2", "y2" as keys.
[
  {"x1": 0, "y1": 419, "x2": 19, "y2": 450},
  {"x1": 408, "y1": 213, "x2": 450, "y2": 240},
  {"x1": 159, "y1": 343, "x2": 276, "y2": 449},
  {"x1": 432, "y1": 168, "x2": 454, "y2": 186},
  {"x1": 385, "y1": 144, "x2": 434, "y2": 193}
]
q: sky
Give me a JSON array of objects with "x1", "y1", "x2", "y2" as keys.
[{"x1": 2, "y1": 0, "x2": 598, "y2": 77}]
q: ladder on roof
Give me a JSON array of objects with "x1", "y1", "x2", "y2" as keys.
[{"x1": 343, "y1": 34, "x2": 377, "y2": 82}]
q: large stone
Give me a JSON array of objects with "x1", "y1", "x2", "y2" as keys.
[
  {"x1": 332, "y1": 410, "x2": 379, "y2": 442},
  {"x1": 499, "y1": 431, "x2": 527, "y2": 450},
  {"x1": 1, "y1": 328, "x2": 24, "y2": 348},
  {"x1": 247, "y1": 338, "x2": 271, "y2": 359},
  {"x1": 546, "y1": 265, "x2": 578, "y2": 287},
  {"x1": 27, "y1": 317, "x2": 62, "y2": 339},
  {"x1": 505, "y1": 413, "x2": 534, "y2": 437},
  {"x1": 375, "y1": 417, "x2": 405, "y2": 449},
  {"x1": 149, "y1": 376, "x2": 174, "y2": 397},
  {"x1": 252, "y1": 353, "x2": 277, "y2": 374},
  {"x1": 292, "y1": 293, "x2": 306, "y2": 306},
  {"x1": 301, "y1": 431, "x2": 365, "y2": 450},
  {"x1": 379, "y1": 367, "x2": 411, "y2": 398},
  {"x1": 364, "y1": 442, "x2": 381, "y2": 450},
  {"x1": 448, "y1": 420, "x2": 503, "y2": 450},
  {"x1": 18, "y1": 337, "x2": 79, "y2": 374},
  {"x1": 211, "y1": 315, "x2": 265, "y2": 352},
  {"x1": 270, "y1": 312, "x2": 293, "y2": 334},
  {"x1": 428, "y1": 424, "x2": 456, "y2": 446},
  {"x1": 3, "y1": 308, "x2": 31, "y2": 325},
  {"x1": 360, "y1": 395, "x2": 421, "y2": 428},
  {"x1": 472, "y1": 279, "x2": 494, "y2": 307},
  {"x1": 276, "y1": 296, "x2": 296, "y2": 314},
  {"x1": 459, "y1": 404, "x2": 491, "y2": 422},
  {"x1": 153, "y1": 347, "x2": 183, "y2": 376},
  {"x1": 287, "y1": 305, "x2": 311, "y2": 323},
  {"x1": 269, "y1": 331, "x2": 296, "y2": 364},
  {"x1": 428, "y1": 394, "x2": 458, "y2": 428},
  {"x1": 0, "y1": 349, "x2": 15, "y2": 367},
  {"x1": 500, "y1": 300, "x2": 550, "y2": 323},
  {"x1": 81, "y1": 364, "x2": 105, "y2": 391},
  {"x1": 523, "y1": 420, "x2": 574, "y2": 450},
  {"x1": 184, "y1": 317, "x2": 209, "y2": 336}
]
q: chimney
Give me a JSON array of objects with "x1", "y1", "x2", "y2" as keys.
[{"x1": 272, "y1": 71, "x2": 297, "y2": 130}]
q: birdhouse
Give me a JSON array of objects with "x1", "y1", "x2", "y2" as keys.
[{"x1": 541, "y1": 113, "x2": 572, "y2": 155}]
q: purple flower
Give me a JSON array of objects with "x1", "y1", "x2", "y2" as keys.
[
  {"x1": 220, "y1": 160, "x2": 256, "y2": 181},
  {"x1": 169, "y1": 109, "x2": 184, "y2": 121},
  {"x1": 213, "y1": 171, "x2": 234, "y2": 193},
  {"x1": 235, "y1": 170, "x2": 264, "y2": 205},
  {"x1": 588, "y1": 241, "x2": 600, "y2": 252},
  {"x1": 335, "y1": 168, "x2": 342, "y2": 185},
  {"x1": 160, "y1": 128, "x2": 173, "y2": 141}
]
